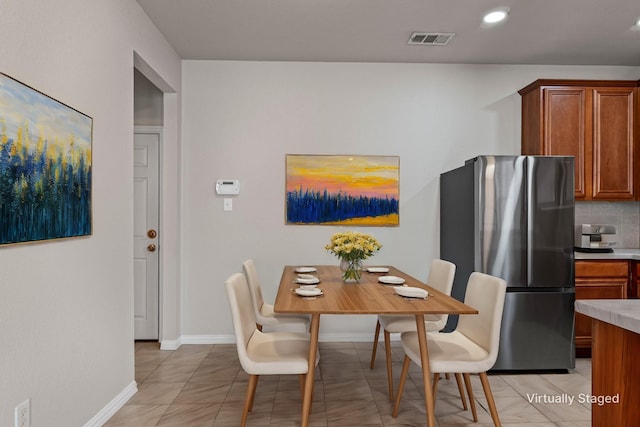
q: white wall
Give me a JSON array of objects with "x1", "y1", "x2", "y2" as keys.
[
  {"x1": 134, "y1": 69, "x2": 164, "y2": 126},
  {"x1": 181, "y1": 61, "x2": 639, "y2": 340},
  {"x1": 0, "y1": 1, "x2": 180, "y2": 425}
]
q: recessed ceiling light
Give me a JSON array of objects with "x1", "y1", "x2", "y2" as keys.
[{"x1": 483, "y1": 8, "x2": 509, "y2": 24}]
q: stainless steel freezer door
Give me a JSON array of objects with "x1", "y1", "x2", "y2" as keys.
[
  {"x1": 491, "y1": 290, "x2": 576, "y2": 371},
  {"x1": 526, "y1": 156, "x2": 575, "y2": 288},
  {"x1": 474, "y1": 156, "x2": 527, "y2": 287}
]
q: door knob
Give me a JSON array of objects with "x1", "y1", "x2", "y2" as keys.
[
  {"x1": 147, "y1": 229, "x2": 157, "y2": 239},
  {"x1": 147, "y1": 244, "x2": 157, "y2": 252}
]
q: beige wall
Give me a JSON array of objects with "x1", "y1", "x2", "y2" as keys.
[
  {"x1": 135, "y1": 69, "x2": 164, "y2": 126},
  {"x1": 0, "y1": 0, "x2": 180, "y2": 425},
  {"x1": 181, "y1": 60, "x2": 639, "y2": 341}
]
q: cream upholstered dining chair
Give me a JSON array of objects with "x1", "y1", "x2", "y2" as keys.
[
  {"x1": 225, "y1": 272, "x2": 319, "y2": 427},
  {"x1": 392, "y1": 272, "x2": 507, "y2": 426},
  {"x1": 242, "y1": 259, "x2": 310, "y2": 332},
  {"x1": 369, "y1": 259, "x2": 457, "y2": 401}
]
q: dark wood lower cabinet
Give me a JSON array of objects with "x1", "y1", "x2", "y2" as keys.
[
  {"x1": 591, "y1": 319, "x2": 640, "y2": 426},
  {"x1": 575, "y1": 260, "x2": 629, "y2": 357},
  {"x1": 633, "y1": 261, "x2": 640, "y2": 298}
]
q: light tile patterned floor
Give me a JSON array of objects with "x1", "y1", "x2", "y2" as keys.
[{"x1": 104, "y1": 341, "x2": 592, "y2": 426}]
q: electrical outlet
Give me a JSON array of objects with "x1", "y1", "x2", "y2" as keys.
[{"x1": 15, "y1": 399, "x2": 30, "y2": 427}]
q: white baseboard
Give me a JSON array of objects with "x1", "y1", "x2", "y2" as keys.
[
  {"x1": 159, "y1": 337, "x2": 182, "y2": 350},
  {"x1": 165, "y1": 332, "x2": 388, "y2": 348},
  {"x1": 84, "y1": 381, "x2": 137, "y2": 427},
  {"x1": 181, "y1": 334, "x2": 236, "y2": 344},
  {"x1": 320, "y1": 332, "x2": 397, "y2": 342}
]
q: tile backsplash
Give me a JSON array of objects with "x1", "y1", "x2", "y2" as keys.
[{"x1": 575, "y1": 201, "x2": 640, "y2": 248}]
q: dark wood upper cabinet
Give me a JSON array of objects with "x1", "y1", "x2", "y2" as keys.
[{"x1": 519, "y1": 79, "x2": 638, "y2": 201}]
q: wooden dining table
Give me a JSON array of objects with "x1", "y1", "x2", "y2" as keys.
[{"x1": 273, "y1": 265, "x2": 478, "y2": 427}]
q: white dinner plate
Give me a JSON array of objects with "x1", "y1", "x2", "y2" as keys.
[
  {"x1": 367, "y1": 267, "x2": 390, "y2": 273},
  {"x1": 295, "y1": 267, "x2": 317, "y2": 273},
  {"x1": 296, "y1": 277, "x2": 320, "y2": 285},
  {"x1": 378, "y1": 275, "x2": 405, "y2": 285},
  {"x1": 294, "y1": 288, "x2": 323, "y2": 297},
  {"x1": 297, "y1": 274, "x2": 316, "y2": 280},
  {"x1": 394, "y1": 286, "x2": 428, "y2": 299}
]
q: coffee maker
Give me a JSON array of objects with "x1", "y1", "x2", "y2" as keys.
[{"x1": 575, "y1": 224, "x2": 616, "y2": 253}]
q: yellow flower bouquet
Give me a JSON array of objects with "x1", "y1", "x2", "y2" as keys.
[{"x1": 325, "y1": 231, "x2": 382, "y2": 282}]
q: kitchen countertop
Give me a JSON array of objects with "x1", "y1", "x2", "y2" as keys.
[
  {"x1": 575, "y1": 299, "x2": 640, "y2": 335},
  {"x1": 574, "y1": 248, "x2": 640, "y2": 260}
]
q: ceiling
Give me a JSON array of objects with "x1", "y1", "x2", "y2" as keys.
[{"x1": 137, "y1": 0, "x2": 640, "y2": 66}]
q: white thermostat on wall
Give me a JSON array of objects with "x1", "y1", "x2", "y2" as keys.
[{"x1": 215, "y1": 179, "x2": 240, "y2": 195}]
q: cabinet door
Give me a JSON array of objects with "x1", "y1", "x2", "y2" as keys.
[
  {"x1": 543, "y1": 88, "x2": 590, "y2": 199},
  {"x1": 575, "y1": 260, "x2": 629, "y2": 277},
  {"x1": 575, "y1": 260, "x2": 629, "y2": 350},
  {"x1": 592, "y1": 87, "x2": 635, "y2": 200},
  {"x1": 634, "y1": 261, "x2": 640, "y2": 298},
  {"x1": 575, "y1": 278, "x2": 627, "y2": 349}
]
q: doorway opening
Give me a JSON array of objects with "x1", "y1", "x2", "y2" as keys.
[{"x1": 133, "y1": 52, "x2": 179, "y2": 348}]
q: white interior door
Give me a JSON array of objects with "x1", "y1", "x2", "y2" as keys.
[{"x1": 134, "y1": 128, "x2": 160, "y2": 340}]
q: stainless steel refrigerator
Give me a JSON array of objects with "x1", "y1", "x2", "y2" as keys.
[{"x1": 440, "y1": 155, "x2": 575, "y2": 371}]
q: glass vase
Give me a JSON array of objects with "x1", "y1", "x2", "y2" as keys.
[{"x1": 340, "y1": 257, "x2": 364, "y2": 283}]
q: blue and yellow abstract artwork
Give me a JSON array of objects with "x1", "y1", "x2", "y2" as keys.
[{"x1": 0, "y1": 73, "x2": 92, "y2": 245}]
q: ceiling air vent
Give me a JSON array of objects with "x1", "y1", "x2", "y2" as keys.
[{"x1": 408, "y1": 32, "x2": 455, "y2": 46}]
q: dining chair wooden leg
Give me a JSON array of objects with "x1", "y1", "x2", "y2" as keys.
[
  {"x1": 370, "y1": 320, "x2": 381, "y2": 369},
  {"x1": 445, "y1": 373, "x2": 451, "y2": 380},
  {"x1": 247, "y1": 374, "x2": 259, "y2": 412},
  {"x1": 392, "y1": 355, "x2": 411, "y2": 418},
  {"x1": 384, "y1": 330, "x2": 394, "y2": 400},
  {"x1": 299, "y1": 374, "x2": 306, "y2": 399},
  {"x1": 463, "y1": 373, "x2": 478, "y2": 422},
  {"x1": 454, "y1": 373, "x2": 468, "y2": 410},
  {"x1": 479, "y1": 372, "x2": 502, "y2": 427},
  {"x1": 242, "y1": 374, "x2": 259, "y2": 427},
  {"x1": 432, "y1": 373, "x2": 440, "y2": 396}
]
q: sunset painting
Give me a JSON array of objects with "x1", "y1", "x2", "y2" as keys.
[
  {"x1": 0, "y1": 73, "x2": 92, "y2": 245},
  {"x1": 286, "y1": 154, "x2": 399, "y2": 226}
]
